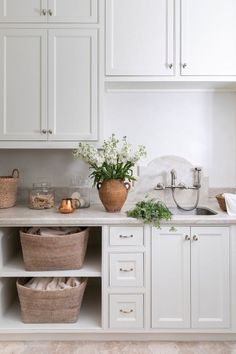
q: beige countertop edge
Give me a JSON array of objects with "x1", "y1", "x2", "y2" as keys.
[{"x1": 0, "y1": 201, "x2": 234, "y2": 226}]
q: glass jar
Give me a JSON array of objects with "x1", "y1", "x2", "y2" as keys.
[
  {"x1": 69, "y1": 177, "x2": 90, "y2": 209},
  {"x1": 29, "y1": 182, "x2": 55, "y2": 209}
]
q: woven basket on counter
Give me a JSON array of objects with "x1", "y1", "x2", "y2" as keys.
[
  {"x1": 16, "y1": 277, "x2": 87, "y2": 323},
  {"x1": 0, "y1": 169, "x2": 19, "y2": 209},
  {"x1": 216, "y1": 194, "x2": 227, "y2": 212},
  {"x1": 20, "y1": 227, "x2": 89, "y2": 271}
]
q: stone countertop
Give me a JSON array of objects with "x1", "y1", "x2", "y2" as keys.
[{"x1": 0, "y1": 200, "x2": 235, "y2": 227}]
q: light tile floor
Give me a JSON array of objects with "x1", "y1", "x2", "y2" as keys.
[{"x1": 0, "y1": 342, "x2": 236, "y2": 354}]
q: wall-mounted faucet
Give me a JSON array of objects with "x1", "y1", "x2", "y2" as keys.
[
  {"x1": 155, "y1": 167, "x2": 201, "y2": 191},
  {"x1": 155, "y1": 167, "x2": 202, "y2": 211}
]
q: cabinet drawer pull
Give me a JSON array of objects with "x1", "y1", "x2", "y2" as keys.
[
  {"x1": 192, "y1": 235, "x2": 198, "y2": 241},
  {"x1": 119, "y1": 234, "x2": 134, "y2": 239},
  {"x1": 48, "y1": 9, "x2": 53, "y2": 16},
  {"x1": 120, "y1": 309, "x2": 134, "y2": 314},
  {"x1": 185, "y1": 235, "x2": 190, "y2": 241},
  {"x1": 119, "y1": 268, "x2": 134, "y2": 272},
  {"x1": 168, "y1": 63, "x2": 173, "y2": 69},
  {"x1": 48, "y1": 129, "x2": 53, "y2": 134},
  {"x1": 41, "y1": 129, "x2": 47, "y2": 134},
  {"x1": 182, "y1": 63, "x2": 187, "y2": 68},
  {"x1": 41, "y1": 9, "x2": 47, "y2": 16}
]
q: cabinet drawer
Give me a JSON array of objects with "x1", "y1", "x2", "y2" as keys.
[
  {"x1": 109, "y1": 294, "x2": 144, "y2": 329},
  {"x1": 109, "y1": 253, "x2": 143, "y2": 287},
  {"x1": 109, "y1": 227, "x2": 144, "y2": 246}
]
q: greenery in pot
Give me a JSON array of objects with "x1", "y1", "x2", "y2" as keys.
[
  {"x1": 73, "y1": 134, "x2": 147, "y2": 185},
  {"x1": 127, "y1": 198, "x2": 172, "y2": 228}
]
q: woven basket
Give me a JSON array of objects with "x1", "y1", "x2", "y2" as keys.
[
  {"x1": 0, "y1": 169, "x2": 19, "y2": 209},
  {"x1": 17, "y1": 277, "x2": 87, "y2": 323},
  {"x1": 216, "y1": 194, "x2": 227, "y2": 212},
  {"x1": 20, "y1": 227, "x2": 89, "y2": 271}
]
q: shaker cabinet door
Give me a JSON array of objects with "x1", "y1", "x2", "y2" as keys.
[
  {"x1": 47, "y1": 0, "x2": 97, "y2": 23},
  {"x1": 106, "y1": 0, "x2": 174, "y2": 76},
  {"x1": 48, "y1": 29, "x2": 98, "y2": 141},
  {"x1": 191, "y1": 227, "x2": 230, "y2": 329},
  {"x1": 152, "y1": 227, "x2": 191, "y2": 328},
  {"x1": 0, "y1": 29, "x2": 47, "y2": 140},
  {"x1": 181, "y1": 0, "x2": 236, "y2": 76},
  {"x1": 0, "y1": 0, "x2": 47, "y2": 22}
]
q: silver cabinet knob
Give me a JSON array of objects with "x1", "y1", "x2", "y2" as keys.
[
  {"x1": 120, "y1": 309, "x2": 133, "y2": 314},
  {"x1": 41, "y1": 9, "x2": 47, "y2": 16},
  {"x1": 168, "y1": 63, "x2": 173, "y2": 69},
  {"x1": 193, "y1": 235, "x2": 198, "y2": 241},
  {"x1": 185, "y1": 235, "x2": 191, "y2": 241},
  {"x1": 48, "y1": 129, "x2": 53, "y2": 134},
  {"x1": 182, "y1": 63, "x2": 187, "y2": 68},
  {"x1": 48, "y1": 9, "x2": 53, "y2": 16},
  {"x1": 41, "y1": 129, "x2": 47, "y2": 134}
]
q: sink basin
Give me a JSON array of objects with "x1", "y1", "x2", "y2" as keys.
[{"x1": 169, "y1": 207, "x2": 217, "y2": 216}]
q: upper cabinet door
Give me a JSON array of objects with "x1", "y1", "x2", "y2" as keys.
[
  {"x1": 191, "y1": 227, "x2": 230, "y2": 329},
  {"x1": 0, "y1": 29, "x2": 47, "y2": 140},
  {"x1": 181, "y1": 0, "x2": 236, "y2": 76},
  {"x1": 0, "y1": 0, "x2": 47, "y2": 22},
  {"x1": 48, "y1": 29, "x2": 98, "y2": 141},
  {"x1": 152, "y1": 227, "x2": 191, "y2": 329},
  {"x1": 106, "y1": 0, "x2": 174, "y2": 76},
  {"x1": 47, "y1": 0, "x2": 98, "y2": 23}
]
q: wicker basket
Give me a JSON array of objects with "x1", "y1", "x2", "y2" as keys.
[
  {"x1": 216, "y1": 194, "x2": 227, "y2": 212},
  {"x1": 0, "y1": 169, "x2": 19, "y2": 209},
  {"x1": 16, "y1": 277, "x2": 87, "y2": 323},
  {"x1": 20, "y1": 227, "x2": 89, "y2": 271}
]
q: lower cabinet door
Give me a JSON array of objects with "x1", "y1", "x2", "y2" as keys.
[
  {"x1": 191, "y1": 227, "x2": 230, "y2": 329},
  {"x1": 152, "y1": 226, "x2": 191, "y2": 328},
  {"x1": 109, "y1": 294, "x2": 143, "y2": 329}
]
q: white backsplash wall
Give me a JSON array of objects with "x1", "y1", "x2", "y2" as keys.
[{"x1": 0, "y1": 91, "x2": 235, "y2": 188}]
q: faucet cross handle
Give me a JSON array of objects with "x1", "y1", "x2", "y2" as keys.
[{"x1": 171, "y1": 169, "x2": 177, "y2": 187}]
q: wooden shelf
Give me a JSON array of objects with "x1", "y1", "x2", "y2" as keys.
[
  {"x1": 0, "y1": 249, "x2": 101, "y2": 278},
  {"x1": 0, "y1": 282, "x2": 102, "y2": 333}
]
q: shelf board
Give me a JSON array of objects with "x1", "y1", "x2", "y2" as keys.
[
  {"x1": 0, "y1": 250, "x2": 101, "y2": 277},
  {"x1": 0, "y1": 283, "x2": 102, "y2": 333}
]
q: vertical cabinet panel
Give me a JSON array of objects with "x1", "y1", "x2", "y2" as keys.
[
  {"x1": 0, "y1": 29, "x2": 47, "y2": 140},
  {"x1": 191, "y1": 227, "x2": 230, "y2": 329},
  {"x1": 152, "y1": 227, "x2": 191, "y2": 328},
  {"x1": 106, "y1": 0, "x2": 174, "y2": 76},
  {"x1": 181, "y1": 0, "x2": 236, "y2": 76},
  {"x1": 48, "y1": 0, "x2": 98, "y2": 23},
  {"x1": 48, "y1": 29, "x2": 98, "y2": 141},
  {"x1": 0, "y1": 0, "x2": 47, "y2": 22}
]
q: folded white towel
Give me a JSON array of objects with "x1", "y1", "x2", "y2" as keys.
[
  {"x1": 224, "y1": 193, "x2": 236, "y2": 216},
  {"x1": 24, "y1": 277, "x2": 81, "y2": 291}
]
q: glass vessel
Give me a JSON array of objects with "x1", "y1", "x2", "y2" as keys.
[{"x1": 29, "y1": 182, "x2": 55, "y2": 209}]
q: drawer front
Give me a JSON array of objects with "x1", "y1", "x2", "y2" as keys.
[
  {"x1": 109, "y1": 253, "x2": 144, "y2": 287},
  {"x1": 109, "y1": 227, "x2": 144, "y2": 246},
  {"x1": 109, "y1": 294, "x2": 144, "y2": 329}
]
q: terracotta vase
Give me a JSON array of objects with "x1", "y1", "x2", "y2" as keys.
[{"x1": 97, "y1": 179, "x2": 131, "y2": 212}]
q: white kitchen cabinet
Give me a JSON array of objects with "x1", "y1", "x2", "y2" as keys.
[
  {"x1": 0, "y1": 29, "x2": 47, "y2": 140},
  {"x1": 0, "y1": 0, "x2": 97, "y2": 23},
  {"x1": 0, "y1": 28, "x2": 98, "y2": 142},
  {"x1": 48, "y1": 29, "x2": 98, "y2": 141},
  {"x1": 48, "y1": 0, "x2": 98, "y2": 23},
  {"x1": 0, "y1": 0, "x2": 47, "y2": 22},
  {"x1": 152, "y1": 227, "x2": 191, "y2": 328},
  {"x1": 152, "y1": 226, "x2": 230, "y2": 329},
  {"x1": 191, "y1": 227, "x2": 230, "y2": 328},
  {"x1": 181, "y1": 0, "x2": 236, "y2": 76},
  {"x1": 106, "y1": 0, "x2": 174, "y2": 76}
]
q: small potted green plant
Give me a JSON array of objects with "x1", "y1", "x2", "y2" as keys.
[{"x1": 73, "y1": 134, "x2": 146, "y2": 212}]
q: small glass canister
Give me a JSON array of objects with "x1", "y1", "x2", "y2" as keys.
[
  {"x1": 69, "y1": 177, "x2": 90, "y2": 209},
  {"x1": 29, "y1": 182, "x2": 55, "y2": 209}
]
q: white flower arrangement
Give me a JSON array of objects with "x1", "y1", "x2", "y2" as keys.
[{"x1": 73, "y1": 134, "x2": 147, "y2": 185}]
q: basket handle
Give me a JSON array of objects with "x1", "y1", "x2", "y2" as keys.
[{"x1": 12, "y1": 169, "x2": 19, "y2": 178}]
